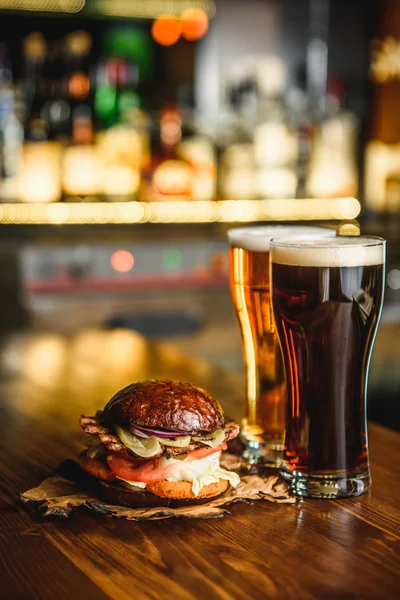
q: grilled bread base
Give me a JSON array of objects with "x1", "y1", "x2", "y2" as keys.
[{"x1": 98, "y1": 479, "x2": 229, "y2": 508}]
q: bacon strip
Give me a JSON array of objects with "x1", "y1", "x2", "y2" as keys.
[
  {"x1": 80, "y1": 413, "x2": 240, "y2": 458},
  {"x1": 80, "y1": 414, "x2": 128, "y2": 454},
  {"x1": 224, "y1": 422, "x2": 240, "y2": 443}
]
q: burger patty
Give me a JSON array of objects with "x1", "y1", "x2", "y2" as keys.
[{"x1": 79, "y1": 412, "x2": 240, "y2": 458}]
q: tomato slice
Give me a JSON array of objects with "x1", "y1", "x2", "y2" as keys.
[
  {"x1": 106, "y1": 442, "x2": 228, "y2": 483},
  {"x1": 185, "y1": 442, "x2": 227, "y2": 462},
  {"x1": 106, "y1": 454, "x2": 177, "y2": 483},
  {"x1": 109, "y1": 451, "x2": 147, "y2": 469}
]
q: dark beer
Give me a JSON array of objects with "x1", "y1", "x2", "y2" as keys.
[
  {"x1": 271, "y1": 236, "x2": 385, "y2": 497},
  {"x1": 228, "y1": 225, "x2": 335, "y2": 464}
]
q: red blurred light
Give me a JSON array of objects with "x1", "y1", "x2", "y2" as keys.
[
  {"x1": 107, "y1": 58, "x2": 129, "y2": 86},
  {"x1": 111, "y1": 250, "x2": 134, "y2": 273}
]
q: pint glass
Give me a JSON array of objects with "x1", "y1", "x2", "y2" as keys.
[
  {"x1": 228, "y1": 225, "x2": 336, "y2": 465},
  {"x1": 271, "y1": 236, "x2": 385, "y2": 497}
]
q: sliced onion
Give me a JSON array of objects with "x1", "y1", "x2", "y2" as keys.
[
  {"x1": 130, "y1": 426, "x2": 150, "y2": 439},
  {"x1": 158, "y1": 435, "x2": 191, "y2": 448},
  {"x1": 192, "y1": 429, "x2": 226, "y2": 448},
  {"x1": 115, "y1": 426, "x2": 161, "y2": 458},
  {"x1": 131, "y1": 424, "x2": 196, "y2": 438}
]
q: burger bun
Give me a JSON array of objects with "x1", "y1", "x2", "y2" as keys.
[{"x1": 98, "y1": 479, "x2": 228, "y2": 508}]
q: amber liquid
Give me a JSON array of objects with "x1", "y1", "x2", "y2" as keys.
[
  {"x1": 272, "y1": 262, "x2": 384, "y2": 476},
  {"x1": 230, "y1": 247, "x2": 286, "y2": 445}
]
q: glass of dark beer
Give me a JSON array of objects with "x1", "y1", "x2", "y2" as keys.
[
  {"x1": 271, "y1": 236, "x2": 385, "y2": 498},
  {"x1": 228, "y1": 225, "x2": 336, "y2": 466}
]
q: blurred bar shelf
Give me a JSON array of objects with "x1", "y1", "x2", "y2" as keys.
[
  {"x1": 0, "y1": 197, "x2": 361, "y2": 226},
  {"x1": 25, "y1": 271, "x2": 228, "y2": 294}
]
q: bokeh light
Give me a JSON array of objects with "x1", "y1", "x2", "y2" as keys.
[
  {"x1": 181, "y1": 8, "x2": 209, "y2": 41},
  {"x1": 387, "y1": 269, "x2": 400, "y2": 290},
  {"x1": 69, "y1": 72, "x2": 90, "y2": 99},
  {"x1": 151, "y1": 15, "x2": 182, "y2": 46},
  {"x1": 0, "y1": 0, "x2": 85, "y2": 12},
  {"x1": 163, "y1": 248, "x2": 184, "y2": 270},
  {"x1": 110, "y1": 250, "x2": 135, "y2": 273},
  {"x1": 0, "y1": 199, "x2": 360, "y2": 225}
]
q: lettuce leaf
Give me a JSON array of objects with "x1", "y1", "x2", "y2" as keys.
[
  {"x1": 191, "y1": 468, "x2": 240, "y2": 497},
  {"x1": 158, "y1": 453, "x2": 240, "y2": 496}
]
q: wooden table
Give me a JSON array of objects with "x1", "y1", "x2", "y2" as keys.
[{"x1": 0, "y1": 329, "x2": 399, "y2": 600}]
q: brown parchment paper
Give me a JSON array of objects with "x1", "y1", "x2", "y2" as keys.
[{"x1": 20, "y1": 454, "x2": 295, "y2": 521}]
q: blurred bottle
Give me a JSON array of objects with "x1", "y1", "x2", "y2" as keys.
[
  {"x1": 141, "y1": 105, "x2": 191, "y2": 201},
  {"x1": 94, "y1": 55, "x2": 145, "y2": 198},
  {"x1": 96, "y1": 118, "x2": 142, "y2": 198},
  {"x1": 140, "y1": 104, "x2": 215, "y2": 202},
  {"x1": 40, "y1": 41, "x2": 70, "y2": 141},
  {"x1": 365, "y1": 0, "x2": 400, "y2": 213},
  {"x1": 253, "y1": 57, "x2": 298, "y2": 199},
  {"x1": 21, "y1": 33, "x2": 47, "y2": 129},
  {"x1": 66, "y1": 32, "x2": 94, "y2": 143},
  {"x1": 95, "y1": 56, "x2": 139, "y2": 129},
  {"x1": 178, "y1": 113, "x2": 215, "y2": 201},
  {"x1": 37, "y1": 32, "x2": 93, "y2": 144},
  {"x1": 217, "y1": 57, "x2": 298, "y2": 200},
  {"x1": 217, "y1": 76, "x2": 258, "y2": 200},
  {"x1": 59, "y1": 31, "x2": 102, "y2": 198},
  {"x1": 286, "y1": 62, "x2": 315, "y2": 198},
  {"x1": 63, "y1": 104, "x2": 102, "y2": 198},
  {"x1": 65, "y1": 31, "x2": 92, "y2": 112},
  {"x1": 0, "y1": 43, "x2": 12, "y2": 87},
  {"x1": 306, "y1": 76, "x2": 358, "y2": 198},
  {"x1": 0, "y1": 44, "x2": 23, "y2": 200},
  {"x1": 94, "y1": 57, "x2": 117, "y2": 129},
  {"x1": 17, "y1": 37, "x2": 63, "y2": 203}
]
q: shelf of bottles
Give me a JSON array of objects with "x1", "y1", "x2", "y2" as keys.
[{"x1": 0, "y1": 28, "x2": 361, "y2": 225}]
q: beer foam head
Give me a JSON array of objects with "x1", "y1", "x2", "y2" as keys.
[
  {"x1": 227, "y1": 225, "x2": 335, "y2": 252},
  {"x1": 271, "y1": 236, "x2": 385, "y2": 267}
]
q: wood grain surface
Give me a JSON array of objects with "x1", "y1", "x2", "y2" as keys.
[{"x1": 0, "y1": 330, "x2": 399, "y2": 600}]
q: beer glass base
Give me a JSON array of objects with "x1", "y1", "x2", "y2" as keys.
[
  {"x1": 281, "y1": 466, "x2": 371, "y2": 499},
  {"x1": 241, "y1": 437, "x2": 283, "y2": 469}
]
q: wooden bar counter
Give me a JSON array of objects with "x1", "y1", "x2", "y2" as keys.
[{"x1": 0, "y1": 329, "x2": 399, "y2": 599}]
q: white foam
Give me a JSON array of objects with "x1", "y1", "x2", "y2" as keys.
[
  {"x1": 271, "y1": 236, "x2": 385, "y2": 267},
  {"x1": 227, "y1": 225, "x2": 335, "y2": 252}
]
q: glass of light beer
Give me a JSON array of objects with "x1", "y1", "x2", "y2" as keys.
[
  {"x1": 228, "y1": 225, "x2": 336, "y2": 466},
  {"x1": 271, "y1": 236, "x2": 385, "y2": 498}
]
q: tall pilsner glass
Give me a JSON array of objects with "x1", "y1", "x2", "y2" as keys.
[
  {"x1": 228, "y1": 225, "x2": 336, "y2": 466},
  {"x1": 271, "y1": 236, "x2": 385, "y2": 498}
]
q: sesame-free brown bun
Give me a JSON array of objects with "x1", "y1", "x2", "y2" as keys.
[{"x1": 103, "y1": 380, "x2": 225, "y2": 433}]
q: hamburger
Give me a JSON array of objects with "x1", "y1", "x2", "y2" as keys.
[{"x1": 79, "y1": 380, "x2": 240, "y2": 507}]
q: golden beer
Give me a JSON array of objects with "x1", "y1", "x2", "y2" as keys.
[{"x1": 228, "y1": 225, "x2": 336, "y2": 464}]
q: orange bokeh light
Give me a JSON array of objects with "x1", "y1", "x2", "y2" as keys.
[
  {"x1": 110, "y1": 250, "x2": 135, "y2": 273},
  {"x1": 151, "y1": 15, "x2": 182, "y2": 46},
  {"x1": 69, "y1": 72, "x2": 90, "y2": 99},
  {"x1": 181, "y1": 8, "x2": 209, "y2": 41}
]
